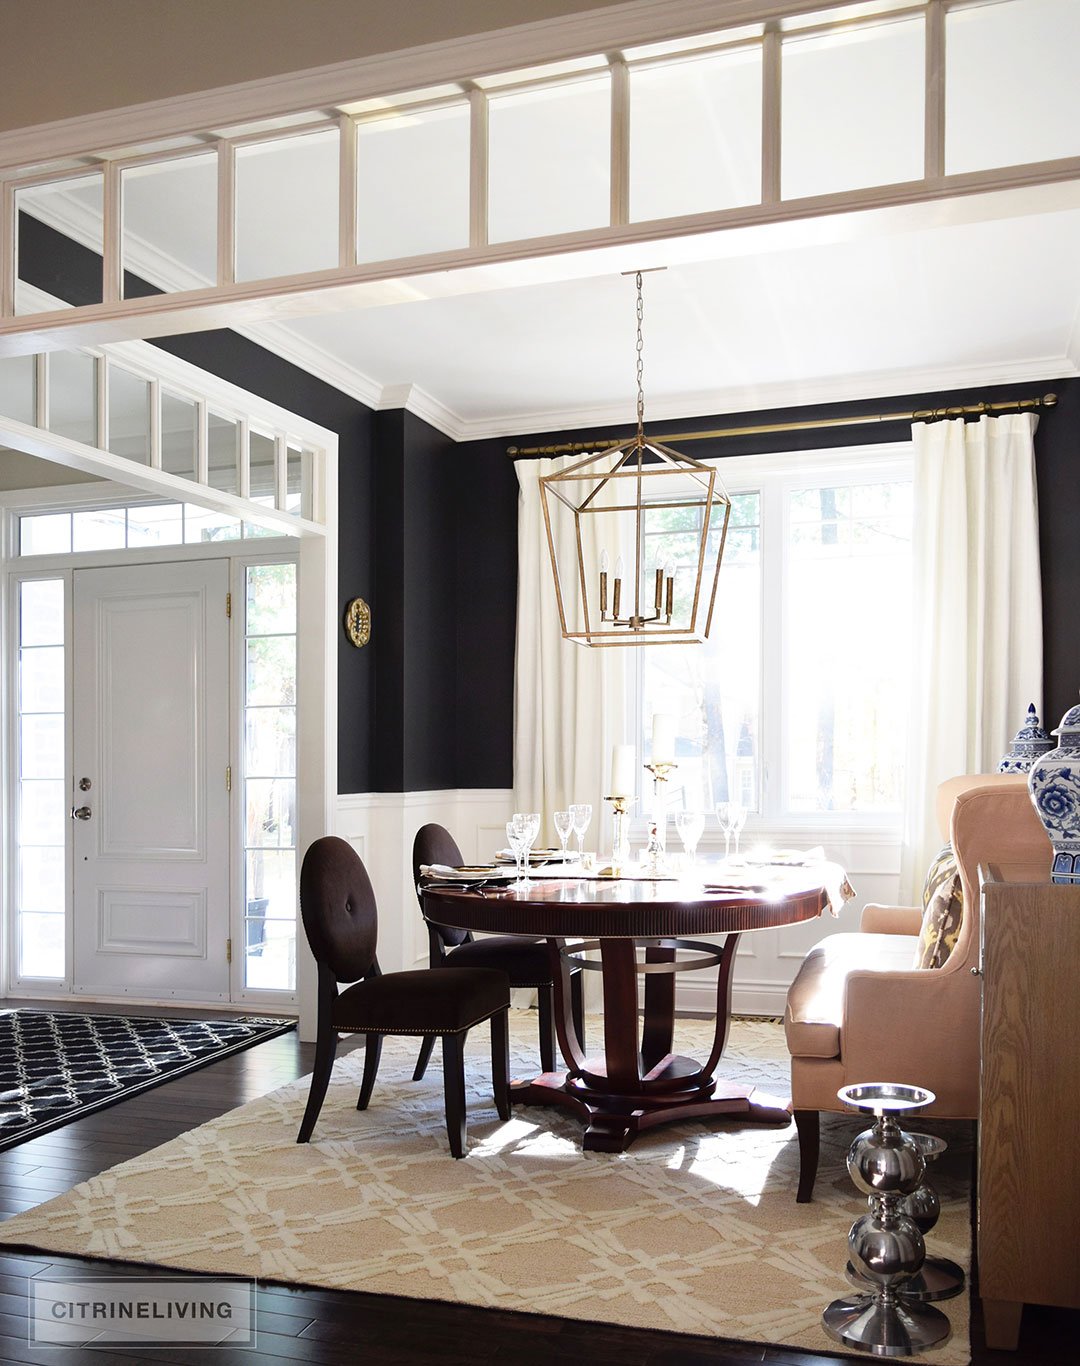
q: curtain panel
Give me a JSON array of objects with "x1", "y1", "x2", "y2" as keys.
[
  {"x1": 900, "y1": 412, "x2": 1042, "y2": 900},
  {"x1": 513, "y1": 455, "x2": 627, "y2": 851}
]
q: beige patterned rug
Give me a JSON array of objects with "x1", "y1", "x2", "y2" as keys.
[{"x1": 0, "y1": 1014, "x2": 971, "y2": 1362}]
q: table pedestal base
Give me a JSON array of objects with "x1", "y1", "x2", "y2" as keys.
[{"x1": 511, "y1": 1065, "x2": 790, "y2": 1152}]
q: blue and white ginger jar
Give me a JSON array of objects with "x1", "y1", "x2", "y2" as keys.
[
  {"x1": 998, "y1": 702, "x2": 1054, "y2": 774},
  {"x1": 1028, "y1": 693, "x2": 1080, "y2": 883}
]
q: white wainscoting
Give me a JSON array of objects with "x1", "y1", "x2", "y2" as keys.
[{"x1": 334, "y1": 792, "x2": 904, "y2": 1018}]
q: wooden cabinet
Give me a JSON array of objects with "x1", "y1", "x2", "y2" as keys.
[{"x1": 978, "y1": 864, "x2": 1080, "y2": 1351}]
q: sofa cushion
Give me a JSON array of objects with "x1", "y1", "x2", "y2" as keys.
[
  {"x1": 914, "y1": 844, "x2": 964, "y2": 970},
  {"x1": 785, "y1": 931, "x2": 921, "y2": 1059}
]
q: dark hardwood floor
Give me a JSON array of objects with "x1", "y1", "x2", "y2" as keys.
[{"x1": 0, "y1": 998, "x2": 1074, "y2": 1364}]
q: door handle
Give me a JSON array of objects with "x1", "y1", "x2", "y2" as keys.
[{"x1": 71, "y1": 806, "x2": 92, "y2": 821}]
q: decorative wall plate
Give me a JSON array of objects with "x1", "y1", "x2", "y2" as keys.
[{"x1": 344, "y1": 597, "x2": 371, "y2": 647}]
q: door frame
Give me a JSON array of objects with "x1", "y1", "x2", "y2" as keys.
[{"x1": 1, "y1": 471, "x2": 336, "y2": 1036}]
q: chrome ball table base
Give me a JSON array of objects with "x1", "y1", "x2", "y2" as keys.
[{"x1": 822, "y1": 1083, "x2": 952, "y2": 1357}]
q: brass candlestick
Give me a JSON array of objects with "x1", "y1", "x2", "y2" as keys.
[
  {"x1": 604, "y1": 794, "x2": 633, "y2": 875},
  {"x1": 643, "y1": 761, "x2": 677, "y2": 873}
]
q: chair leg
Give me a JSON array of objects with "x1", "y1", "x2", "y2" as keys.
[
  {"x1": 441, "y1": 1032, "x2": 468, "y2": 1159},
  {"x1": 412, "y1": 1035, "x2": 436, "y2": 1082},
  {"x1": 794, "y1": 1109, "x2": 820, "y2": 1203},
  {"x1": 537, "y1": 984, "x2": 556, "y2": 1073},
  {"x1": 490, "y1": 1009, "x2": 510, "y2": 1121},
  {"x1": 297, "y1": 1025, "x2": 337, "y2": 1144},
  {"x1": 570, "y1": 968, "x2": 585, "y2": 1054},
  {"x1": 356, "y1": 1033, "x2": 383, "y2": 1111}
]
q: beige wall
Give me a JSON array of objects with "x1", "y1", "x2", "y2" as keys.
[
  {"x1": 0, "y1": 0, "x2": 627, "y2": 133},
  {"x1": 0, "y1": 450, "x2": 99, "y2": 489}
]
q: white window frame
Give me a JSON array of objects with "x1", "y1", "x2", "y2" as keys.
[{"x1": 632, "y1": 439, "x2": 913, "y2": 846}]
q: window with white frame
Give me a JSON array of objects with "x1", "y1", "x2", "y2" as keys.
[{"x1": 638, "y1": 447, "x2": 912, "y2": 825}]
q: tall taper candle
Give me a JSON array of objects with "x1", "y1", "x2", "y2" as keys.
[
  {"x1": 610, "y1": 744, "x2": 635, "y2": 798},
  {"x1": 651, "y1": 713, "x2": 676, "y2": 764}
]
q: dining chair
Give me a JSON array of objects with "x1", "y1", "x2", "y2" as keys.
[
  {"x1": 411, "y1": 822, "x2": 585, "y2": 1081},
  {"x1": 297, "y1": 835, "x2": 511, "y2": 1158}
]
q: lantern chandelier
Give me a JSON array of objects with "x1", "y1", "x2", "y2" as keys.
[{"x1": 538, "y1": 271, "x2": 731, "y2": 647}]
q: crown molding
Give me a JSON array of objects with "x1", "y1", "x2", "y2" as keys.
[
  {"x1": 0, "y1": 2, "x2": 859, "y2": 171},
  {"x1": 449, "y1": 355, "x2": 1079, "y2": 443}
]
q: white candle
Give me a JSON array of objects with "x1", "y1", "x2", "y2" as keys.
[
  {"x1": 651, "y1": 713, "x2": 676, "y2": 764},
  {"x1": 610, "y1": 744, "x2": 635, "y2": 797}
]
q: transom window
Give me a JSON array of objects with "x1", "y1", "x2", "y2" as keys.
[
  {"x1": 638, "y1": 447, "x2": 912, "y2": 824},
  {"x1": 17, "y1": 500, "x2": 295, "y2": 557}
]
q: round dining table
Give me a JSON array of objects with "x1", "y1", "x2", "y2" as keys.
[{"x1": 421, "y1": 868, "x2": 830, "y2": 1152}]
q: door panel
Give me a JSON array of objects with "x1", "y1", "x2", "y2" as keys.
[{"x1": 72, "y1": 560, "x2": 231, "y2": 999}]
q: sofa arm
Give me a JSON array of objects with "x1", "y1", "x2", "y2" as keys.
[{"x1": 859, "y1": 903, "x2": 923, "y2": 936}]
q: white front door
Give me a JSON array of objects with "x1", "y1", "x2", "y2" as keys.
[{"x1": 72, "y1": 560, "x2": 231, "y2": 1000}]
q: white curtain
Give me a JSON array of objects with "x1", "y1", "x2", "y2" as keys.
[
  {"x1": 899, "y1": 413, "x2": 1042, "y2": 899},
  {"x1": 513, "y1": 455, "x2": 627, "y2": 851}
]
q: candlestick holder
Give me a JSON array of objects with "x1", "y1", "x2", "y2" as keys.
[
  {"x1": 643, "y1": 761, "x2": 677, "y2": 874},
  {"x1": 604, "y1": 794, "x2": 633, "y2": 875},
  {"x1": 822, "y1": 1083, "x2": 951, "y2": 1357}
]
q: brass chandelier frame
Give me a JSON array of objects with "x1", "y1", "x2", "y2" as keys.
[{"x1": 538, "y1": 272, "x2": 731, "y2": 647}]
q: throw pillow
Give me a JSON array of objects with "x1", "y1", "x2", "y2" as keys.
[{"x1": 914, "y1": 844, "x2": 964, "y2": 970}]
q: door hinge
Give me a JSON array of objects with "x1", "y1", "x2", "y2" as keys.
[
  {"x1": 226, "y1": 764, "x2": 232, "y2": 793},
  {"x1": 226, "y1": 938, "x2": 233, "y2": 965},
  {"x1": 226, "y1": 591, "x2": 232, "y2": 618}
]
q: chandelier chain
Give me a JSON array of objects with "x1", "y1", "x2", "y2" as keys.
[{"x1": 635, "y1": 270, "x2": 645, "y2": 447}]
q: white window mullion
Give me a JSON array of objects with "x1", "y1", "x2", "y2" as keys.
[
  {"x1": 149, "y1": 378, "x2": 162, "y2": 470},
  {"x1": 761, "y1": 27, "x2": 782, "y2": 205},
  {"x1": 196, "y1": 401, "x2": 209, "y2": 485},
  {"x1": 274, "y1": 435, "x2": 287, "y2": 510},
  {"x1": 469, "y1": 88, "x2": 489, "y2": 249},
  {"x1": 238, "y1": 418, "x2": 251, "y2": 499},
  {"x1": 924, "y1": 0, "x2": 946, "y2": 180},
  {"x1": 217, "y1": 141, "x2": 236, "y2": 287},
  {"x1": 609, "y1": 57, "x2": 630, "y2": 227},
  {"x1": 760, "y1": 476, "x2": 785, "y2": 821},
  {"x1": 95, "y1": 355, "x2": 108, "y2": 450},
  {"x1": 0, "y1": 180, "x2": 13, "y2": 319},
  {"x1": 35, "y1": 352, "x2": 48, "y2": 427},
  {"x1": 101, "y1": 162, "x2": 122, "y2": 304},
  {"x1": 338, "y1": 113, "x2": 358, "y2": 269}
]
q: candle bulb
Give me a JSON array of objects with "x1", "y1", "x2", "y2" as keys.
[
  {"x1": 610, "y1": 743, "x2": 635, "y2": 798},
  {"x1": 651, "y1": 712, "x2": 676, "y2": 765}
]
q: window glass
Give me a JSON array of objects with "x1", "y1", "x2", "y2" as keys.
[
  {"x1": 946, "y1": 0, "x2": 1080, "y2": 174},
  {"x1": 641, "y1": 492, "x2": 761, "y2": 812},
  {"x1": 72, "y1": 507, "x2": 126, "y2": 552},
  {"x1": 784, "y1": 478, "x2": 911, "y2": 811},
  {"x1": 0, "y1": 355, "x2": 36, "y2": 423},
  {"x1": 243, "y1": 561, "x2": 298, "y2": 991},
  {"x1": 127, "y1": 503, "x2": 184, "y2": 546},
  {"x1": 357, "y1": 103, "x2": 470, "y2": 262},
  {"x1": 781, "y1": 16, "x2": 924, "y2": 199},
  {"x1": 207, "y1": 412, "x2": 239, "y2": 496},
  {"x1": 235, "y1": 129, "x2": 339, "y2": 281},
  {"x1": 47, "y1": 351, "x2": 97, "y2": 445},
  {"x1": 107, "y1": 367, "x2": 150, "y2": 464},
  {"x1": 17, "y1": 578, "x2": 66, "y2": 978},
  {"x1": 20, "y1": 514, "x2": 72, "y2": 557},
  {"x1": 122, "y1": 150, "x2": 218, "y2": 294},
  {"x1": 161, "y1": 391, "x2": 197, "y2": 479},
  {"x1": 488, "y1": 72, "x2": 610, "y2": 243},
  {"x1": 630, "y1": 45, "x2": 762, "y2": 222},
  {"x1": 16, "y1": 173, "x2": 103, "y2": 313}
]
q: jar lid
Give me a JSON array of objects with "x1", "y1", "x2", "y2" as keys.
[
  {"x1": 1001, "y1": 703, "x2": 1054, "y2": 759},
  {"x1": 1053, "y1": 692, "x2": 1080, "y2": 739}
]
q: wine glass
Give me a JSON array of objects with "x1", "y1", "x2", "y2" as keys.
[
  {"x1": 717, "y1": 801, "x2": 747, "y2": 860},
  {"x1": 554, "y1": 810, "x2": 573, "y2": 859},
  {"x1": 522, "y1": 811, "x2": 541, "y2": 868},
  {"x1": 675, "y1": 809, "x2": 704, "y2": 865},
  {"x1": 729, "y1": 803, "x2": 747, "y2": 857},
  {"x1": 506, "y1": 815, "x2": 529, "y2": 883},
  {"x1": 569, "y1": 803, "x2": 592, "y2": 861}
]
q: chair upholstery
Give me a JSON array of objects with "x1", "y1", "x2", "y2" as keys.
[
  {"x1": 297, "y1": 836, "x2": 511, "y2": 1158},
  {"x1": 411, "y1": 823, "x2": 584, "y2": 1078},
  {"x1": 785, "y1": 775, "x2": 1051, "y2": 1201}
]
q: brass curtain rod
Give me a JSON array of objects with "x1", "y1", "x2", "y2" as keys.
[{"x1": 506, "y1": 392, "x2": 1058, "y2": 457}]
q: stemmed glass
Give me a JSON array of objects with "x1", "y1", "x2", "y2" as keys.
[
  {"x1": 569, "y1": 803, "x2": 592, "y2": 861},
  {"x1": 729, "y1": 803, "x2": 747, "y2": 857},
  {"x1": 554, "y1": 810, "x2": 573, "y2": 860},
  {"x1": 675, "y1": 809, "x2": 704, "y2": 866},
  {"x1": 521, "y1": 811, "x2": 541, "y2": 867},
  {"x1": 506, "y1": 816, "x2": 529, "y2": 883},
  {"x1": 716, "y1": 801, "x2": 746, "y2": 860}
]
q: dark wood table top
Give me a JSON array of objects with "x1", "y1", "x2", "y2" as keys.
[{"x1": 422, "y1": 866, "x2": 831, "y2": 939}]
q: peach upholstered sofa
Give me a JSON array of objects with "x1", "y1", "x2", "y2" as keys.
[{"x1": 784, "y1": 774, "x2": 1052, "y2": 1201}]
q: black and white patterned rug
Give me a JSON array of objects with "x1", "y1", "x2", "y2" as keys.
[{"x1": 0, "y1": 1010, "x2": 295, "y2": 1152}]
